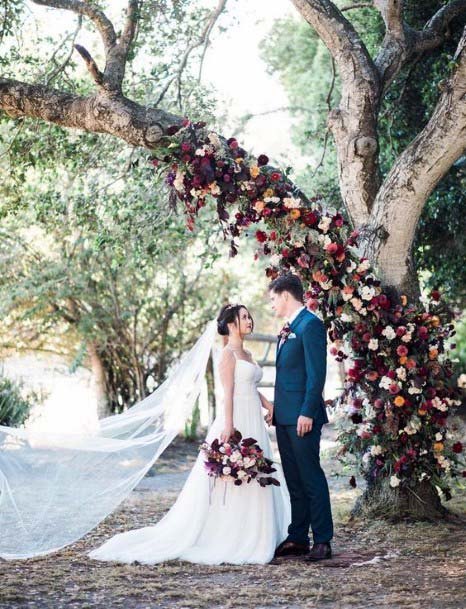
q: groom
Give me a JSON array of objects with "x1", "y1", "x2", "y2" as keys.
[{"x1": 269, "y1": 274, "x2": 333, "y2": 562}]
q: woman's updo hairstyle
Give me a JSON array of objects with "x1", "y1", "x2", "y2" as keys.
[{"x1": 217, "y1": 303, "x2": 254, "y2": 336}]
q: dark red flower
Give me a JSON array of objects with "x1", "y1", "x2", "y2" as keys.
[
  {"x1": 453, "y1": 442, "x2": 463, "y2": 454},
  {"x1": 257, "y1": 154, "x2": 269, "y2": 166},
  {"x1": 255, "y1": 230, "x2": 267, "y2": 243},
  {"x1": 270, "y1": 171, "x2": 281, "y2": 182}
]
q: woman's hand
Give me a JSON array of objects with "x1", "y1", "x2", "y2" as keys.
[
  {"x1": 264, "y1": 403, "x2": 274, "y2": 426},
  {"x1": 220, "y1": 423, "x2": 234, "y2": 443}
]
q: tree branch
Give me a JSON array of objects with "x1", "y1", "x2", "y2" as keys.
[
  {"x1": 363, "y1": 26, "x2": 466, "y2": 292},
  {"x1": 31, "y1": 0, "x2": 141, "y2": 93},
  {"x1": 0, "y1": 78, "x2": 181, "y2": 148},
  {"x1": 414, "y1": 0, "x2": 466, "y2": 53},
  {"x1": 31, "y1": 0, "x2": 116, "y2": 50},
  {"x1": 375, "y1": 0, "x2": 466, "y2": 92},
  {"x1": 290, "y1": 0, "x2": 381, "y2": 226},
  {"x1": 175, "y1": 0, "x2": 228, "y2": 109}
]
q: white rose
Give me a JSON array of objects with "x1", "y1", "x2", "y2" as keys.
[
  {"x1": 396, "y1": 367, "x2": 407, "y2": 381},
  {"x1": 382, "y1": 326, "x2": 396, "y2": 341},
  {"x1": 370, "y1": 445, "x2": 383, "y2": 456},
  {"x1": 390, "y1": 475, "x2": 401, "y2": 488},
  {"x1": 435, "y1": 432, "x2": 443, "y2": 441},
  {"x1": 368, "y1": 338, "x2": 378, "y2": 351},
  {"x1": 360, "y1": 286, "x2": 375, "y2": 301},
  {"x1": 350, "y1": 297, "x2": 363, "y2": 311},
  {"x1": 318, "y1": 217, "x2": 332, "y2": 233},
  {"x1": 222, "y1": 467, "x2": 231, "y2": 475},
  {"x1": 283, "y1": 197, "x2": 301, "y2": 209}
]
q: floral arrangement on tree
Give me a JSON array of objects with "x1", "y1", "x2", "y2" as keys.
[
  {"x1": 153, "y1": 119, "x2": 464, "y2": 503},
  {"x1": 199, "y1": 429, "x2": 280, "y2": 487}
]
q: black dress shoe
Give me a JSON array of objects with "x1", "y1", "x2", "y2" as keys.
[
  {"x1": 304, "y1": 542, "x2": 332, "y2": 562},
  {"x1": 274, "y1": 540, "x2": 310, "y2": 559}
]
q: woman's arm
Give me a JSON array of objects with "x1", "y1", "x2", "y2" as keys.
[
  {"x1": 257, "y1": 390, "x2": 274, "y2": 425},
  {"x1": 218, "y1": 348, "x2": 235, "y2": 442}
]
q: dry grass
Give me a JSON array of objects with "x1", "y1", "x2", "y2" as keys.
[{"x1": 1, "y1": 436, "x2": 465, "y2": 609}]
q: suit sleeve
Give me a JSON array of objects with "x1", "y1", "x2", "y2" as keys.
[{"x1": 300, "y1": 316, "x2": 326, "y2": 419}]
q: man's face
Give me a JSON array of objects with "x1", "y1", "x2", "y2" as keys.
[{"x1": 269, "y1": 289, "x2": 287, "y2": 318}]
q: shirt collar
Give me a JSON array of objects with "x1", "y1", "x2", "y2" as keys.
[{"x1": 287, "y1": 305, "x2": 305, "y2": 326}]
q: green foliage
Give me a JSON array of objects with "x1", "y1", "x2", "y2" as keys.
[
  {"x1": 0, "y1": 372, "x2": 33, "y2": 427},
  {"x1": 0, "y1": 0, "x2": 255, "y2": 412}
]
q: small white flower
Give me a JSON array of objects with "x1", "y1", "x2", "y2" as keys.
[
  {"x1": 435, "y1": 432, "x2": 443, "y2": 441},
  {"x1": 408, "y1": 384, "x2": 422, "y2": 395},
  {"x1": 356, "y1": 259, "x2": 370, "y2": 273},
  {"x1": 458, "y1": 373, "x2": 466, "y2": 389},
  {"x1": 237, "y1": 470, "x2": 247, "y2": 479},
  {"x1": 318, "y1": 216, "x2": 332, "y2": 233},
  {"x1": 401, "y1": 333, "x2": 412, "y2": 343},
  {"x1": 396, "y1": 367, "x2": 407, "y2": 381},
  {"x1": 269, "y1": 254, "x2": 281, "y2": 266},
  {"x1": 341, "y1": 313, "x2": 353, "y2": 323},
  {"x1": 222, "y1": 466, "x2": 231, "y2": 475},
  {"x1": 173, "y1": 170, "x2": 185, "y2": 192},
  {"x1": 418, "y1": 472, "x2": 429, "y2": 482},
  {"x1": 208, "y1": 132, "x2": 221, "y2": 147},
  {"x1": 283, "y1": 196, "x2": 301, "y2": 209},
  {"x1": 390, "y1": 475, "x2": 401, "y2": 488},
  {"x1": 370, "y1": 445, "x2": 383, "y2": 456},
  {"x1": 382, "y1": 326, "x2": 396, "y2": 341},
  {"x1": 368, "y1": 338, "x2": 378, "y2": 351},
  {"x1": 379, "y1": 376, "x2": 392, "y2": 390},
  {"x1": 360, "y1": 286, "x2": 375, "y2": 301}
]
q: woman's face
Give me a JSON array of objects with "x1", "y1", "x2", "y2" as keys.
[{"x1": 230, "y1": 307, "x2": 253, "y2": 336}]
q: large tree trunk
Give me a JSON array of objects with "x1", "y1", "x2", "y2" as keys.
[{"x1": 87, "y1": 341, "x2": 111, "y2": 419}]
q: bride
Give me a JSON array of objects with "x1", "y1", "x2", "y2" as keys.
[{"x1": 88, "y1": 304, "x2": 291, "y2": 565}]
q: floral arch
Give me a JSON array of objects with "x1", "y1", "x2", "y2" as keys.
[{"x1": 153, "y1": 119, "x2": 463, "y2": 517}]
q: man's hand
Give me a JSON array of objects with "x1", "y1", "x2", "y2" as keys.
[{"x1": 297, "y1": 415, "x2": 313, "y2": 437}]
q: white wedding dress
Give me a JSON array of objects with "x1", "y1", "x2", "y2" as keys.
[{"x1": 88, "y1": 353, "x2": 291, "y2": 565}]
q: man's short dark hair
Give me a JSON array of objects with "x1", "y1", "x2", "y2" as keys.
[{"x1": 268, "y1": 273, "x2": 304, "y2": 303}]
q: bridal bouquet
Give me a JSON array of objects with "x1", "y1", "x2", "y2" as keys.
[{"x1": 199, "y1": 429, "x2": 280, "y2": 488}]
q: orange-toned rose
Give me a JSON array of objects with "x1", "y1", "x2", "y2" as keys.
[
  {"x1": 399, "y1": 356, "x2": 408, "y2": 365},
  {"x1": 313, "y1": 270, "x2": 328, "y2": 283},
  {"x1": 418, "y1": 408, "x2": 427, "y2": 416},
  {"x1": 254, "y1": 200, "x2": 265, "y2": 212},
  {"x1": 343, "y1": 285, "x2": 354, "y2": 295},
  {"x1": 433, "y1": 442, "x2": 444, "y2": 452},
  {"x1": 249, "y1": 165, "x2": 260, "y2": 178},
  {"x1": 235, "y1": 157, "x2": 244, "y2": 164},
  {"x1": 401, "y1": 294, "x2": 408, "y2": 306},
  {"x1": 429, "y1": 348, "x2": 438, "y2": 360},
  {"x1": 406, "y1": 359, "x2": 417, "y2": 369},
  {"x1": 336, "y1": 306, "x2": 343, "y2": 316},
  {"x1": 394, "y1": 396, "x2": 405, "y2": 407},
  {"x1": 289, "y1": 209, "x2": 301, "y2": 220},
  {"x1": 431, "y1": 315, "x2": 441, "y2": 328},
  {"x1": 264, "y1": 188, "x2": 274, "y2": 198}
]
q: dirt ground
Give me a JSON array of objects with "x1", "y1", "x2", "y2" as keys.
[{"x1": 1, "y1": 433, "x2": 465, "y2": 609}]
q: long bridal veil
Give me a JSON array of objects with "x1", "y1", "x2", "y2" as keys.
[{"x1": 0, "y1": 320, "x2": 217, "y2": 560}]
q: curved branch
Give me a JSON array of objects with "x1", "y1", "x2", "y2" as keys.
[
  {"x1": 363, "y1": 26, "x2": 466, "y2": 293},
  {"x1": 290, "y1": 0, "x2": 381, "y2": 226},
  {"x1": 415, "y1": 0, "x2": 466, "y2": 53},
  {"x1": 31, "y1": 0, "x2": 116, "y2": 50},
  {"x1": 375, "y1": 0, "x2": 466, "y2": 92}
]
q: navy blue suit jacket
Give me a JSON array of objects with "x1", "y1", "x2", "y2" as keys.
[{"x1": 273, "y1": 308, "x2": 328, "y2": 426}]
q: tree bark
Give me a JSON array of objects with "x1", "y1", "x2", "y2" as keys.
[
  {"x1": 87, "y1": 340, "x2": 111, "y2": 419},
  {"x1": 362, "y1": 26, "x2": 466, "y2": 297}
]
